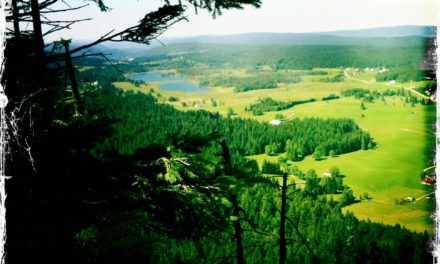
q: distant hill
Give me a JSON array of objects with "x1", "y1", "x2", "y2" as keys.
[
  {"x1": 159, "y1": 34, "x2": 429, "y2": 47},
  {"x1": 69, "y1": 25, "x2": 435, "y2": 58},
  {"x1": 159, "y1": 25, "x2": 436, "y2": 46},
  {"x1": 321, "y1": 25, "x2": 437, "y2": 38},
  {"x1": 65, "y1": 40, "x2": 149, "y2": 60},
  {"x1": 132, "y1": 35, "x2": 431, "y2": 60}
]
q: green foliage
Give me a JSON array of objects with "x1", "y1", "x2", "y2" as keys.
[
  {"x1": 86, "y1": 86, "x2": 373, "y2": 158},
  {"x1": 341, "y1": 87, "x2": 423, "y2": 108},
  {"x1": 128, "y1": 170, "x2": 430, "y2": 263},
  {"x1": 360, "y1": 192, "x2": 371, "y2": 200},
  {"x1": 376, "y1": 68, "x2": 435, "y2": 82},
  {"x1": 274, "y1": 113, "x2": 285, "y2": 120},
  {"x1": 341, "y1": 88, "x2": 371, "y2": 99},
  {"x1": 320, "y1": 73, "x2": 344, "y2": 82},
  {"x1": 322, "y1": 94, "x2": 340, "y2": 101},
  {"x1": 247, "y1": 97, "x2": 315, "y2": 113},
  {"x1": 416, "y1": 81, "x2": 436, "y2": 97},
  {"x1": 139, "y1": 40, "x2": 428, "y2": 70},
  {"x1": 261, "y1": 160, "x2": 282, "y2": 175},
  {"x1": 282, "y1": 118, "x2": 374, "y2": 162},
  {"x1": 340, "y1": 188, "x2": 356, "y2": 207},
  {"x1": 360, "y1": 101, "x2": 366, "y2": 110},
  {"x1": 313, "y1": 146, "x2": 325, "y2": 160},
  {"x1": 168, "y1": 96, "x2": 179, "y2": 102},
  {"x1": 198, "y1": 72, "x2": 301, "y2": 92},
  {"x1": 304, "y1": 169, "x2": 320, "y2": 196},
  {"x1": 264, "y1": 142, "x2": 281, "y2": 156}
]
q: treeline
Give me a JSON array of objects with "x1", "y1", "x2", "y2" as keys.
[
  {"x1": 77, "y1": 65, "x2": 148, "y2": 87},
  {"x1": 77, "y1": 66, "x2": 127, "y2": 83},
  {"x1": 137, "y1": 40, "x2": 428, "y2": 70},
  {"x1": 319, "y1": 73, "x2": 344, "y2": 82},
  {"x1": 201, "y1": 75, "x2": 278, "y2": 92},
  {"x1": 246, "y1": 97, "x2": 316, "y2": 115},
  {"x1": 284, "y1": 127, "x2": 373, "y2": 161},
  {"x1": 341, "y1": 88, "x2": 373, "y2": 99},
  {"x1": 341, "y1": 87, "x2": 431, "y2": 105},
  {"x1": 84, "y1": 86, "x2": 374, "y2": 159},
  {"x1": 198, "y1": 72, "x2": 302, "y2": 92},
  {"x1": 322, "y1": 94, "x2": 340, "y2": 101},
  {"x1": 261, "y1": 160, "x2": 282, "y2": 175},
  {"x1": 376, "y1": 68, "x2": 436, "y2": 82},
  {"x1": 294, "y1": 166, "x2": 348, "y2": 197}
]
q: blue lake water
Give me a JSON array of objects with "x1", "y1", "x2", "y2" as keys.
[{"x1": 127, "y1": 72, "x2": 211, "y2": 93}]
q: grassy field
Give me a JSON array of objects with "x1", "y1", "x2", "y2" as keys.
[
  {"x1": 248, "y1": 96, "x2": 435, "y2": 233},
  {"x1": 115, "y1": 68, "x2": 435, "y2": 233}
]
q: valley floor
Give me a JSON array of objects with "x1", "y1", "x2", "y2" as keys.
[{"x1": 115, "y1": 68, "x2": 435, "y2": 233}]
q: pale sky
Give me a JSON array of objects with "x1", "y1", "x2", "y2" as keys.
[{"x1": 45, "y1": 0, "x2": 438, "y2": 41}]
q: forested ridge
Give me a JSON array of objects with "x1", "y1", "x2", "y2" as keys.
[{"x1": 85, "y1": 85, "x2": 374, "y2": 159}]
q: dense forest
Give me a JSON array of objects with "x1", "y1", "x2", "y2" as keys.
[
  {"x1": 156, "y1": 182, "x2": 431, "y2": 264},
  {"x1": 83, "y1": 85, "x2": 374, "y2": 158},
  {"x1": 135, "y1": 40, "x2": 429, "y2": 71},
  {"x1": 65, "y1": 77, "x2": 430, "y2": 262}
]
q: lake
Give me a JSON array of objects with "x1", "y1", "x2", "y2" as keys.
[{"x1": 127, "y1": 72, "x2": 211, "y2": 93}]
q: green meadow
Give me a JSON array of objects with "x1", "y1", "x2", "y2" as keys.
[{"x1": 115, "y1": 68, "x2": 435, "y2": 233}]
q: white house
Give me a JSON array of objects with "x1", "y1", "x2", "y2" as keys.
[{"x1": 269, "y1": 120, "x2": 282, "y2": 126}]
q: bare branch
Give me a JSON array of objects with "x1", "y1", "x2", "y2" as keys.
[
  {"x1": 43, "y1": 22, "x2": 76, "y2": 36},
  {"x1": 42, "y1": 18, "x2": 93, "y2": 24},
  {"x1": 42, "y1": 4, "x2": 90, "y2": 14},
  {"x1": 6, "y1": 0, "x2": 58, "y2": 20},
  {"x1": 47, "y1": 5, "x2": 186, "y2": 63}
]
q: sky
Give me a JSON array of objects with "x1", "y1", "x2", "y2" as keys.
[{"x1": 45, "y1": 0, "x2": 438, "y2": 41}]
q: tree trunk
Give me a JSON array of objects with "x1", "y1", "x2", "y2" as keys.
[
  {"x1": 30, "y1": 0, "x2": 45, "y2": 61},
  {"x1": 232, "y1": 202, "x2": 245, "y2": 264},
  {"x1": 30, "y1": 0, "x2": 55, "y2": 126},
  {"x1": 62, "y1": 42, "x2": 82, "y2": 116},
  {"x1": 11, "y1": 0, "x2": 20, "y2": 39},
  {"x1": 279, "y1": 172, "x2": 287, "y2": 264}
]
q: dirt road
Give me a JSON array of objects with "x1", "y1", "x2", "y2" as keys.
[{"x1": 343, "y1": 69, "x2": 434, "y2": 102}]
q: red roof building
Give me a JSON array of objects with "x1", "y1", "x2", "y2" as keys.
[{"x1": 421, "y1": 177, "x2": 435, "y2": 185}]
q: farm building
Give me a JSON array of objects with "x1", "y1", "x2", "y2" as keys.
[
  {"x1": 404, "y1": 197, "x2": 415, "y2": 202},
  {"x1": 269, "y1": 119, "x2": 282, "y2": 126},
  {"x1": 323, "y1": 171, "x2": 332, "y2": 177},
  {"x1": 421, "y1": 177, "x2": 435, "y2": 185}
]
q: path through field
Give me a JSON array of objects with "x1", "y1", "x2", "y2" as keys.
[
  {"x1": 343, "y1": 69, "x2": 433, "y2": 101},
  {"x1": 415, "y1": 191, "x2": 434, "y2": 201}
]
